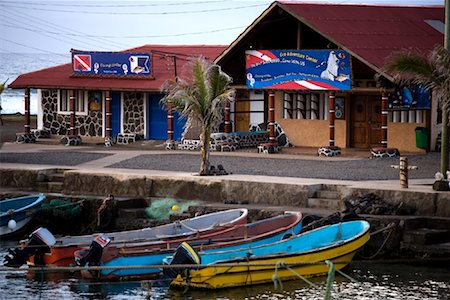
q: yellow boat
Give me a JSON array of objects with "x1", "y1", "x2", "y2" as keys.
[{"x1": 167, "y1": 220, "x2": 370, "y2": 289}]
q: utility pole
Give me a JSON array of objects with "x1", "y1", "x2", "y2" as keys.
[{"x1": 442, "y1": 0, "x2": 449, "y2": 176}]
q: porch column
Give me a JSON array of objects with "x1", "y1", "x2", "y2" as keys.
[
  {"x1": 24, "y1": 88, "x2": 30, "y2": 134},
  {"x1": 381, "y1": 91, "x2": 388, "y2": 148},
  {"x1": 328, "y1": 91, "x2": 335, "y2": 147},
  {"x1": 105, "y1": 90, "x2": 112, "y2": 146},
  {"x1": 69, "y1": 89, "x2": 76, "y2": 136},
  {"x1": 268, "y1": 91, "x2": 276, "y2": 144},
  {"x1": 167, "y1": 101, "x2": 174, "y2": 140},
  {"x1": 224, "y1": 99, "x2": 231, "y2": 133}
]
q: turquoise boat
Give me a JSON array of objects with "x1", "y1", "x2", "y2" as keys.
[
  {"x1": 165, "y1": 220, "x2": 370, "y2": 289},
  {"x1": 0, "y1": 194, "x2": 46, "y2": 238},
  {"x1": 77, "y1": 212, "x2": 303, "y2": 279}
]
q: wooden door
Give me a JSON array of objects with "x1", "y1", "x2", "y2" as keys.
[
  {"x1": 351, "y1": 95, "x2": 382, "y2": 148},
  {"x1": 235, "y1": 91, "x2": 250, "y2": 132},
  {"x1": 351, "y1": 96, "x2": 369, "y2": 148},
  {"x1": 369, "y1": 97, "x2": 382, "y2": 146}
]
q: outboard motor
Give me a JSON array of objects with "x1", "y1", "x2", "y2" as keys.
[
  {"x1": 74, "y1": 235, "x2": 110, "y2": 267},
  {"x1": 162, "y1": 242, "x2": 200, "y2": 280},
  {"x1": 4, "y1": 227, "x2": 56, "y2": 267}
]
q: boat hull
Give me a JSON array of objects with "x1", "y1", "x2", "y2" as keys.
[
  {"x1": 28, "y1": 208, "x2": 248, "y2": 267},
  {"x1": 0, "y1": 194, "x2": 46, "y2": 238},
  {"x1": 169, "y1": 221, "x2": 370, "y2": 289},
  {"x1": 83, "y1": 213, "x2": 303, "y2": 279}
]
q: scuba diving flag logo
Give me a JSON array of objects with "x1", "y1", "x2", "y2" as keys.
[
  {"x1": 73, "y1": 54, "x2": 92, "y2": 72},
  {"x1": 129, "y1": 55, "x2": 150, "y2": 74}
]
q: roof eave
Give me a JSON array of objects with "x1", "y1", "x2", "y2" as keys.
[
  {"x1": 214, "y1": 1, "x2": 280, "y2": 64},
  {"x1": 278, "y1": 2, "x2": 394, "y2": 81},
  {"x1": 215, "y1": 1, "x2": 395, "y2": 82}
]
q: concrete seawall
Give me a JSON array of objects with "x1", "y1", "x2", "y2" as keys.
[{"x1": 1, "y1": 167, "x2": 449, "y2": 217}]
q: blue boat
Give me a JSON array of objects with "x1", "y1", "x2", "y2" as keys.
[
  {"x1": 76, "y1": 212, "x2": 303, "y2": 279},
  {"x1": 0, "y1": 194, "x2": 46, "y2": 238},
  {"x1": 165, "y1": 220, "x2": 370, "y2": 289}
]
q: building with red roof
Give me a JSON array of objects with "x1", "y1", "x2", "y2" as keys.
[
  {"x1": 9, "y1": 45, "x2": 226, "y2": 144},
  {"x1": 216, "y1": 1, "x2": 444, "y2": 155},
  {"x1": 9, "y1": 1, "x2": 445, "y2": 154}
]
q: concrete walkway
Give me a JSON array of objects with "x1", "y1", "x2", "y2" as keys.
[
  {"x1": 0, "y1": 143, "x2": 439, "y2": 192},
  {"x1": 0, "y1": 141, "x2": 449, "y2": 217}
]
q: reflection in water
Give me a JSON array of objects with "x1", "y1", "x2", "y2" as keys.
[{"x1": 1, "y1": 246, "x2": 449, "y2": 300}]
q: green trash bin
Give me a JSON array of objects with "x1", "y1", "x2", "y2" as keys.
[{"x1": 415, "y1": 127, "x2": 429, "y2": 149}]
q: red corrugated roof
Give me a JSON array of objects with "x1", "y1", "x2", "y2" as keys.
[
  {"x1": 9, "y1": 45, "x2": 227, "y2": 90},
  {"x1": 279, "y1": 1, "x2": 444, "y2": 70}
]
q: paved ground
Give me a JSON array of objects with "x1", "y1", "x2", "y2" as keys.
[{"x1": 0, "y1": 141, "x2": 442, "y2": 182}]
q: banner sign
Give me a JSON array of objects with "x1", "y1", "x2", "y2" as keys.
[
  {"x1": 245, "y1": 50, "x2": 351, "y2": 90},
  {"x1": 72, "y1": 51, "x2": 151, "y2": 78}
]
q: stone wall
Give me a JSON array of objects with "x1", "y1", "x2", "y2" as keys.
[
  {"x1": 41, "y1": 89, "x2": 103, "y2": 136},
  {"x1": 122, "y1": 92, "x2": 145, "y2": 134},
  {"x1": 2, "y1": 168, "x2": 449, "y2": 217}
]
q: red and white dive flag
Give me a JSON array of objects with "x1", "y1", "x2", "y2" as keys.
[{"x1": 73, "y1": 54, "x2": 92, "y2": 72}]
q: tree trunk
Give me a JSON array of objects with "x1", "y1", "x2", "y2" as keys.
[
  {"x1": 441, "y1": 104, "x2": 449, "y2": 177},
  {"x1": 199, "y1": 126, "x2": 211, "y2": 175}
]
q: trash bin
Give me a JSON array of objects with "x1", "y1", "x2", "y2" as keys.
[{"x1": 415, "y1": 127, "x2": 429, "y2": 149}]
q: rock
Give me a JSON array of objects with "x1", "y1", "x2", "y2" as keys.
[{"x1": 433, "y1": 180, "x2": 450, "y2": 191}]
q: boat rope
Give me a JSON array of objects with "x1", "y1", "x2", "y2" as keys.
[
  {"x1": 272, "y1": 262, "x2": 283, "y2": 291},
  {"x1": 358, "y1": 223, "x2": 396, "y2": 260},
  {"x1": 174, "y1": 221, "x2": 200, "y2": 235},
  {"x1": 1, "y1": 257, "x2": 448, "y2": 274},
  {"x1": 272, "y1": 261, "x2": 320, "y2": 290},
  {"x1": 369, "y1": 222, "x2": 396, "y2": 236},
  {"x1": 42, "y1": 199, "x2": 84, "y2": 210},
  {"x1": 0, "y1": 261, "x2": 331, "y2": 273}
]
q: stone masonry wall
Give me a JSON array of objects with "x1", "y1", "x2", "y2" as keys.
[
  {"x1": 41, "y1": 89, "x2": 103, "y2": 136},
  {"x1": 122, "y1": 92, "x2": 145, "y2": 134}
]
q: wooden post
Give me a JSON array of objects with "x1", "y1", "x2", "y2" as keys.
[
  {"x1": 105, "y1": 90, "x2": 112, "y2": 142},
  {"x1": 69, "y1": 90, "x2": 76, "y2": 136},
  {"x1": 224, "y1": 99, "x2": 231, "y2": 133},
  {"x1": 391, "y1": 156, "x2": 418, "y2": 188},
  {"x1": 24, "y1": 88, "x2": 30, "y2": 134},
  {"x1": 329, "y1": 91, "x2": 335, "y2": 147},
  {"x1": 381, "y1": 91, "x2": 388, "y2": 148},
  {"x1": 268, "y1": 91, "x2": 275, "y2": 144}
]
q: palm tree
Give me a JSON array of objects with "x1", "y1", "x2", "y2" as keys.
[
  {"x1": 161, "y1": 57, "x2": 235, "y2": 175},
  {"x1": 383, "y1": 46, "x2": 450, "y2": 177}
]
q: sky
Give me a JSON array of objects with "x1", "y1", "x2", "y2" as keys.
[{"x1": 0, "y1": 0, "x2": 445, "y2": 55}]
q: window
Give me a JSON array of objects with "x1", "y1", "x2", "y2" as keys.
[
  {"x1": 58, "y1": 90, "x2": 88, "y2": 115},
  {"x1": 389, "y1": 109, "x2": 425, "y2": 124},
  {"x1": 88, "y1": 91, "x2": 102, "y2": 111},
  {"x1": 283, "y1": 92, "x2": 328, "y2": 120}
]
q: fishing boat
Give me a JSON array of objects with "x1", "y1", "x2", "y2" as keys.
[
  {"x1": 165, "y1": 220, "x2": 370, "y2": 289},
  {"x1": 3, "y1": 208, "x2": 247, "y2": 268},
  {"x1": 0, "y1": 194, "x2": 46, "y2": 238},
  {"x1": 75, "y1": 211, "x2": 302, "y2": 280}
]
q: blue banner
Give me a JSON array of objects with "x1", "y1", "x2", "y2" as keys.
[
  {"x1": 245, "y1": 50, "x2": 351, "y2": 90},
  {"x1": 72, "y1": 51, "x2": 151, "y2": 77}
]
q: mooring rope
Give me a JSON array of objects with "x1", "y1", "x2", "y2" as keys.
[
  {"x1": 272, "y1": 261, "x2": 320, "y2": 290},
  {"x1": 358, "y1": 223, "x2": 396, "y2": 260}
]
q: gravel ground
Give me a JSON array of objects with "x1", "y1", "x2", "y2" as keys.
[
  {"x1": 108, "y1": 152, "x2": 441, "y2": 181},
  {"x1": 0, "y1": 149, "x2": 442, "y2": 180},
  {"x1": 0, "y1": 152, "x2": 111, "y2": 166}
]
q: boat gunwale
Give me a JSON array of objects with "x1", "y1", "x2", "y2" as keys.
[
  {"x1": 195, "y1": 220, "x2": 371, "y2": 265},
  {"x1": 0, "y1": 194, "x2": 46, "y2": 218},
  {"x1": 114, "y1": 212, "x2": 303, "y2": 256},
  {"x1": 51, "y1": 208, "x2": 249, "y2": 247}
]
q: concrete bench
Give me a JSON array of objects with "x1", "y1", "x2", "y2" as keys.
[
  {"x1": 117, "y1": 133, "x2": 136, "y2": 144},
  {"x1": 318, "y1": 146, "x2": 341, "y2": 157},
  {"x1": 257, "y1": 142, "x2": 280, "y2": 154}
]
